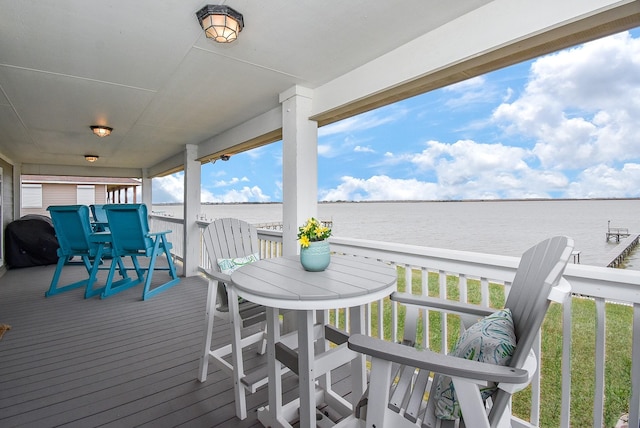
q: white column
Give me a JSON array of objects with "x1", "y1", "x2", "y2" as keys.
[
  {"x1": 280, "y1": 86, "x2": 318, "y2": 257},
  {"x1": 13, "y1": 164, "x2": 21, "y2": 220},
  {"x1": 141, "y1": 169, "x2": 152, "y2": 207},
  {"x1": 182, "y1": 144, "x2": 201, "y2": 276}
]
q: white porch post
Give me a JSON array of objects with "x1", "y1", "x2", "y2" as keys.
[
  {"x1": 13, "y1": 164, "x2": 21, "y2": 220},
  {"x1": 182, "y1": 144, "x2": 201, "y2": 276},
  {"x1": 141, "y1": 169, "x2": 152, "y2": 207},
  {"x1": 280, "y1": 86, "x2": 318, "y2": 257}
]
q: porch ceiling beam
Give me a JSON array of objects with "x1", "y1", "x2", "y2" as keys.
[
  {"x1": 147, "y1": 106, "x2": 284, "y2": 178},
  {"x1": 310, "y1": 0, "x2": 640, "y2": 126},
  {"x1": 146, "y1": 152, "x2": 185, "y2": 178},
  {"x1": 20, "y1": 163, "x2": 143, "y2": 179},
  {"x1": 196, "y1": 106, "x2": 283, "y2": 164}
]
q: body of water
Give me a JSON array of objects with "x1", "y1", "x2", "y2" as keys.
[{"x1": 153, "y1": 199, "x2": 640, "y2": 268}]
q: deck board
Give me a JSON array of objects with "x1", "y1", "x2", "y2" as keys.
[
  {"x1": 0, "y1": 262, "x2": 306, "y2": 427},
  {"x1": 0, "y1": 261, "x2": 356, "y2": 427}
]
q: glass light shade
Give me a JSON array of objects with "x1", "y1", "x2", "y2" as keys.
[
  {"x1": 196, "y1": 5, "x2": 244, "y2": 43},
  {"x1": 91, "y1": 126, "x2": 112, "y2": 137},
  {"x1": 85, "y1": 155, "x2": 99, "y2": 163}
]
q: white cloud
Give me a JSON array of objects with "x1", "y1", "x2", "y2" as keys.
[
  {"x1": 153, "y1": 174, "x2": 184, "y2": 203},
  {"x1": 566, "y1": 163, "x2": 640, "y2": 198},
  {"x1": 201, "y1": 188, "x2": 217, "y2": 202},
  {"x1": 320, "y1": 167, "x2": 570, "y2": 201},
  {"x1": 320, "y1": 137, "x2": 575, "y2": 200},
  {"x1": 319, "y1": 135, "x2": 378, "y2": 159},
  {"x1": 213, "y1": 186, "x2": 271, "y2": 203},
  {"x1": 245, "y1": 146, "x2": 266, "y2": 159},
  {"x1": 153, "y1": 173, "x2": 269, "y2": 203},
  {"x1": 493, "y1": 31, "x2": 640, "y2": 170},
  {"x1": 318, "y1": 144, "x2": 333, "y2": 157},
  {"x1": 444, "y1": 76, "x2": 486, "y2": 92},
  {"x1": 213, "y1": 176, "x2": 250, "y2": 187},
  {"x1": 354, "y1": 145, "x2": 375, "y2": 153},
  {"x1": 411, "y1": 139, "x2": 530, "y2": 173},
  {"x1": 441, "y1": 76, "x2": 501, "y2": 109},
  {"x1": 320, "y1": 175, "x2": 439, "y2": 201},
  {"x1": 318, "y1": 106, "x2": 407, "y2": 137}
]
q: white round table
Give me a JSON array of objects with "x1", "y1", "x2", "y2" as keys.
[{"x1": 231, "y1": 254, "x2": 397, "y2": 428}]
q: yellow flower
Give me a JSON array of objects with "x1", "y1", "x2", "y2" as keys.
[{"x1": 298, "y1": 217, "x2": 332, "y2": 247}]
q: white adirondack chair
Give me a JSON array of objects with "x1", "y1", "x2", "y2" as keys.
[
  {"x1": 335, "y1": 235, "x2": 574, "y2": 428},
  {"x1": 198, "y1": 218, "x2": 269, "y2": 420}
]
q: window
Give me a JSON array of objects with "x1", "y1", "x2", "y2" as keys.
[
  {"x1": 77, "y1": 185, "x2": 95, "y2": 205},
  {"x1": 22, "y1": 184, "x2": 42, "y2": 208}
]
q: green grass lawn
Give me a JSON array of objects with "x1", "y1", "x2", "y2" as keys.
[{"x1": 333, "y1": 267, "x2": 633, "y2": 427}]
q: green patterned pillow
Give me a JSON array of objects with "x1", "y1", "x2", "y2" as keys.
[
  {"x1": 217, "y1": 253, "x2": 259, "y2": 275},
  {"x1": 434, "y1": 308, "x2": 516, "y2": 420}
]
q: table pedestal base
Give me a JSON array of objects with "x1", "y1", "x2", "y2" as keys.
[{"x1": 258, "y1": 385, "x2": 352, "y2": 428}]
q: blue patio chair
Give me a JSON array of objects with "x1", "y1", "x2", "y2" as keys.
[
  {"x1": 90, "y1": 204, "x2": 109, "y2": 232},
  {"x1": 46, "y1": 205, "x2": 127, "y2": 297},
  {"x1": 99, "y1": 203, "x2": 180, "y2": 300}
]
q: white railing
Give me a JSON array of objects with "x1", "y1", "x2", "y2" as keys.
[
  {"x1": 329, "y1": 236, "x2": 640, "y2": 428},
  {"x1": 150, "y1": 214, "x2": 640, "y2": 428},
  {"x1": 149, "y1": 215, "x2": 186, "y2": 263}
]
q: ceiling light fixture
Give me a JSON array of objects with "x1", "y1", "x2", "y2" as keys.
[
  {"x1": 90, "y1": 125, "x2": 113, "y2": 138},
  {"x1": 196, "y1": 5, "x2": 244, "y2": 43},
  {"x1": 210, "y1": 154, "x2": 232, "y2": 164},
  {"x1": 85, "y1": 155, "x2": 99, "y2": 163}
]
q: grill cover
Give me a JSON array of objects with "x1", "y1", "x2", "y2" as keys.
[{"x1": 5, "y1": 215, "x2": 59, "y2": 268}]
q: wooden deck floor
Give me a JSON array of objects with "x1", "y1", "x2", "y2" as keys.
[{"x1": 0, "y1": 262, "x2": 350, "y2": 427}]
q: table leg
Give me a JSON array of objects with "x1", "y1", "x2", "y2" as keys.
[
  {"x1": 259, "y1": 307, "x2": 285, "y2": 427},
  {"x1": 350, "y1": 305, "x2": 366, "y2": 405},
  {"x1": 298, "y1": 310, "x2": 316, "y2": 428},
  {"x1": 228, "y1": 287, "x2": 247, "y2": 420},
  {"x1": 316, "y1": 310, "x2": 332, "y2": 393}
]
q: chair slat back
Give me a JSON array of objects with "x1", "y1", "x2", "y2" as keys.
[
  {"x1": 203, "y1": 218, "x2": 259, "y2": 272},
  {"x1": 103, "y1": 204, "x2": 153, "y2": 254},
  {"x1": 47, "y1": 205, "x2": 94, "y2": 255},
  {"x1": 90, "y1": 204, "x2": 109, "y2": 231},
  {"x1": 505, "y1": 235, "x2": 573, "y2": 368},
  {"x1": 487, "y1": 235, "x2": 573, "y2": 425}
]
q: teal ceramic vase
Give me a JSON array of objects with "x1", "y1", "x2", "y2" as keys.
[{"x1": 300, "y1": 240, "x2": 331, "y2": 272}]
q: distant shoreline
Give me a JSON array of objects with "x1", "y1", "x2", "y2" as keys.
[{"x1": 154, "y1": 197, "x2": 640, "y2": 206}]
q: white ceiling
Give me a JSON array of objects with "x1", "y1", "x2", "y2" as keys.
[{"x1": 1, "y1": 0, "x2": 638, "y2": 176}]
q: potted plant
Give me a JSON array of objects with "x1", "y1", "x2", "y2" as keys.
[{"x1": 297, "y1": 217, "x2": 332, "y2": 271}]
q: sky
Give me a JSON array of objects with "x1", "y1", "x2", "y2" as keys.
[{"x1": 153, "y1": 28, "x2": 640, "y2": 203}]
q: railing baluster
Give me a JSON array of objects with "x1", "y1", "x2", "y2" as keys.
[
  {"x1": 481, "y1": 277, "x2": 489, "y2": 307},
  {"x1": 366, "y1": 302, "x2": 372, "y2": 337},
  {"x1": 593, "y1": 298, "x2": 606, "y2": 428},
  {"x1": 439, "y1": 270, "x2": 447, "y2": 353},
  {"x1": 459, "y1": 273, "x2": 467, "y2": 304},
  {"x1": 560, "y1": 295, "x2": 572, "y2": 428},
  {"x1": 631, "y1": 303, "x2": 640, "y2": 428},
  {"x1": 377, "y1": 295, "x2": 384, "y2": 339},
  {"x1": 422, "y1": 267, "x2": 429, "y2": 350}
]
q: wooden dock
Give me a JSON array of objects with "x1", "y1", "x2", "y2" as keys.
[
  {"x1": 600, "y1": 233, "x2": 640, "y2": 268},
  {"x1": 606, "y1": 221, "x2": 630, "y2": 242}
]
